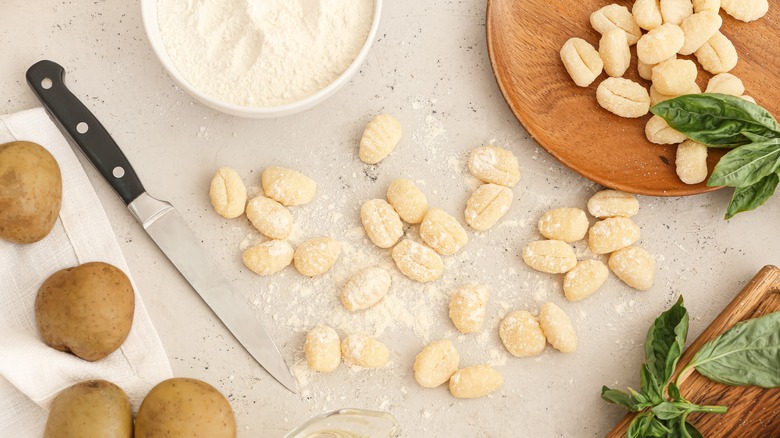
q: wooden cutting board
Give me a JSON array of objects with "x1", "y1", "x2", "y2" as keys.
[
  {"x1": 608, "y1": 265, "x2": 780, "y2": 437},
  {"x1": 485, "y1": 0, "x2": 780, "y2": 196}
]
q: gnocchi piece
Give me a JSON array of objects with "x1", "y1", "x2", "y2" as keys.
[
  {"x1": 448, "y1": 284, "x2": 490, "y2": 334},
  {"x1": 649, "y1": 82, "x2": 701, "y2": 106},
  {"x1": 560, "y1": 38, "x2": 604, "y2": 87},
  {"x1": 449, "y1": 365, "x2": 504, "y2": 399},
  {"x1": 679, "y1": 12, "x2": 722, "y2": 55},
  {"x1": 340, "y1": 267, "x2": 392, "y2": 311},
  {"x1": 305, "y1": 326, "x2": 341, "y2": 373},
  {"x1": 720, "y1": 0, "x2": 769, "y2": 22},
  {"x1": 638, "y1": 55, "x2": 677, "y2": 81},
  {"x1": 590, "y1": 4, "x2": 642, "y2": 45},
  {"x1": 359, "y1": 114, "x2": 402, "y2": 164},
  {"x1": 209, "y1": 167, "x2": 247, "y2": 219},
  {"x1": 589, "y1": 217, "x2": 641, "y2": 254},
  {"x1": 633, "y1": 0, "x2": 663, "y2": 31},
  {"x1": 499, "y1": 310, "x2": 546, "y2": 357},
  {"x1": 646, "y1": 115, "x2": 687, "y2": 144},
  {"x1": 705, "y1": 73, "x2": 745, "y2": 96},
  {"x1": 651, "y1": 59, "x2": 698, "y2": 96},
  {"x1": 341, "y1": 334, "x2": 389, "y2": 368},
  {"x1": 539, "y1": 302, "x2": 577, "y2": 353},
  {"x1": 587, "y1": 190, "x2": 639, "y2": 218},
  {"x1": 596, "y1": 78, "x2": 651, "y2": 119},
  {"x1": 293, "y1": 237, "x2": 342, "y2": 277},
  {"x1": 261, "y1": 166, "x2": 317, "y2": 206},
  {"x1": 563, "y1": 259, "x2": 610, "y2": 301},
  {"x1": 386, "y1": 178, "x2": 428, "y2": 224},
  {"x1": 245, "y1": 196, "x2": 293, "y2": 240},
  {"x1": 609, "y1": 246, "x2": 656, "y2": 291},
  {"x1": 676, "y1": 140, "x2": 709, "y2": 185},
  {"x1": 660, "y1": 0, "x2": 693, "y2": 25},
  {"x1": 695, "y1": 32, "x2": 738, "y2": 74},
  {"x1": 361, "y1": 199, "x2": 403, "y2": 249},
  {"x1": 413, "y1": 340, "x2": 460, "y2": 388},
  {"x1": 537, "y1": 207, "x2": 589, "y2": 242},
  {"x1": 242, "y1": 240, "x2": 294, "y2": 276},
  {"x1": 464, "y1": 183, "x2": 513, "y2": 231},
  {"x1": 741, "y1": 95, "x2": 757, "y2": 104},
  {"x1": 599, "y1": 29, "x2": 632, "y2": 78},
  {"x1": 522, "y1": 240, "x2": 577, "y2": 274},
  {"x1": 420, "y1": 208, "x2": 469, "y2": 255},
  {"x1": 468, "y1": 146, "x2": 520, "y2": 187},
  {"x1": 392, "y1": 239, "x2": 444, "y2": 283},
  {"x1": 637, "y1": 23, "x2": 685, "y2": 65},
  {"x1": 692, "y1": 0, "x2": 720, "y2": 13}
]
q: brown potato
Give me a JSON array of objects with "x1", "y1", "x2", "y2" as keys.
[
  {"x1": 35, "y1": 262, "x2": 135, "y2": 361},
  {"x1": 134, "y1": 378, "x2": 237, "y2": 438},
  {"x1": 0, "y1": 141, "x2": 62, "y2": 243},
  {"x1": 44, "y1": 380, "x2": 132, "y2": 438}
]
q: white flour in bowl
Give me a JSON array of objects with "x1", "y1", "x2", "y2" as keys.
[{"x1": 157, "y1": 0, "x2": 374, "y2": 107}]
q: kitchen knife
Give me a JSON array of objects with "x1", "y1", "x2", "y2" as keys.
[{"x1": 26, "y1": 60, "x2": 297, "y2": 393}]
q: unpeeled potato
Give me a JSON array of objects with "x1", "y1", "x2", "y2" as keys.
[
  {"x1": 44, "y1": 380, "x2": 133, "y2": 438},
  {"x1": 0, "y1": 141, "x2": 62, "y2": 243}
]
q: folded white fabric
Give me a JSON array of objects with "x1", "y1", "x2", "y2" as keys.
[{"x1": 0, "y1": 108, "x2": 172, "y2": 436}]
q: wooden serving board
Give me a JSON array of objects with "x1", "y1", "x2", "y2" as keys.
[
  {"x1": 486, "y1": 0, "x2": 780, "y2": 196},
  {"x1": 608, "y1": 265, "x2": 780, "y2": 437}
]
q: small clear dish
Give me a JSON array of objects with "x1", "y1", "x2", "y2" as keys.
[{"x1": 284, "y1": 408, "x2": 399, "y2": 438}]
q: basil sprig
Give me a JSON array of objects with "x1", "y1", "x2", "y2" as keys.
[
  {"x1": 602, "y1": 297, "x2": 780, "y2": 437},
  {"x1": 651, "y1": 94, "x2": 780, "y2": 219}
]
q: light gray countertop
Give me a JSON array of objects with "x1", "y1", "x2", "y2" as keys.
[{"x1": 2, "y1": 1, "x2": 778, "y2": 437}]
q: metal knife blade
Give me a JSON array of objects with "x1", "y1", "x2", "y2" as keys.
[{"x1": 25, "y1": 60, "x2": 297, "y2": 393}]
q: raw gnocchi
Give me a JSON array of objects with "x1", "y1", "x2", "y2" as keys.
[
  {"x1": 679, "y1": 11, "x2": 722, "y2": 55},
  {"x1": 705, "y1": 73, "x2": 745, "y2": 96},
  {"x1": 651, "y1": 59, "x2": 698, "y2": 96},
  {"x1": 692, "y1": 0, "x2": 720, "y2": 13},
  {"x1": 386, "y1": 178, "x2": 428, "y2": 224},
  {"x1": 522, "y1": 240, "x2": 577, "y2": 274},
  {"x1": 293, "y1": 237, "x2": 342, "y2": 277},
  {"x1": 448, "y1": 284, "x2": 490, "y2": 334},
  {"x1": 608, "y1": 246, "x2": 656, "y2": 291},
  {"x1": 538, "y1": 207, "x2": 589, "y2": 242},
  {"x1": 538, "y1": 302, "x2": 577, "y2": 353},
  {"x1": 660, "y1": 0, "x2": 693, "y2": 25},
  {"x1": 721, "y1": 0, "x2": 769, "y2": 23},
  {"x1": 596, "y1": 78, "x2": 651, "y2": 119},
  {"x1": 245, "y1": 196, "x2": 293, "y2": 240},
  {"x1": 588, "y1": 217, "x2": 641, "y2": 254},
  {"x1": 632, "y1": 0, "x2": 663, "y2": 31},
  {"x1": 563, "y1": 259, "x2": 609, "y2": 302},
  {"x1": 413, "y1": 340, "x2": 460, "y2": 388},
  {"x1": 361, "y1": 199, "x2": 403, "y2": 249},
  {"x1": 341, "y1": 334, "x2": 390, "y2": 368},
  {"x1": 590, "y1": 4, "x2": 642, "y2": 45},
  {"x1": 587, "y1": 190, "x2": 639, "y2": 218},
  {"x1": 449, "y1": 365, "x2": 503, "y2": 399},
  {"x1": 649, "y1": 82, "x2": 701, "y2": 106},
  {"x1": 645, "y1": 115, "x2": 687, "y2": 145},
  {"x1": 637, "y1": 55, "x2": 675, "y2": 81},
  {"x1": 464, "y1": 183, "x2": 513, "y2": 231},
  {"x1": 637, "y1": 23, "x2": 685, "y2": 65},
  {"x1": 305, "y1": 326, "x2": 341, "y2": 373},
  {"x1": 676, "y1": 140, "x2": 709, "y2": 185},
  {"x1": 560, "y1": 38, "x2": 604, "y2": 88},
  {"x1": 261, "y1": 166, "x2": 317, "y2": 206},
  {"x1": 499, "y1": 310, "x2": 546, "y2": 357},
  {"x1": 209, "y1": 167, "x2": 247, "y2": 219},
  {"x1": 468, "y1": 146, "x2": 521, "y2": 187},
  {"x1": 600, "y1": 28, "x2": 632, "y2": 78},
  {"x1": 242, "y1": 240, "x2": 294, "y2": 276},
  {"x1": 420, "y1": 208, "x2": 468, "y2": 255},
  {"x1": 340, "y1": 267, "x2": 392, "y2": 312},
  {"x1": 695, "y1": 32, "x2": 738, "y2": 74},
  {"x1": 392, "y1": 239, "x2": 444, "y2": 283},
  {"x1": 359, "y1": 114, "x2": 402, "y2": 165}
]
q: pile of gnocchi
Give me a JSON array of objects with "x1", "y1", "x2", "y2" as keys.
[{"x1": 560, "y1": 0, "x2": 769, "y2": 185}]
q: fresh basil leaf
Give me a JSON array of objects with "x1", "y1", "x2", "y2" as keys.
[
  {"x1": 651, "y1": 94, "x2": 780, "y2": 147},
  {"x1": 725, "y1": 172, "x2": 780, "y2": 219},
  {"x1": 645, "y1": 297, "x2": 688, "y2": 387},
  {"x1": 651, "y1": 401, "x2": 685, "y2": 420},
  {"x1": 640, "y1": 364, "x2": 665, "y2": 404},
  {"x1": 743, "y1": 132, "x2": 773, "y2": 143},
  {"x1": 683, "y1": 421, "x2": 704, "y2": 438},
  {"x1": 688, "y1": 312, "x2": 780, "y2": 388},
  {"x1": 628, "y1": 413, "x2": 671, "y2": 438},
  {"x1": 667, "y1": 382, "x2": 684, "y2": 402},
  {"x1": 708, "y1": 139, "x2": 780, "y2": 188},
  {"x1": 601, "y1": 386, "x2": 641, "y2": 412}
]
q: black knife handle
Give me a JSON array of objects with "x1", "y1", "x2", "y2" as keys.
[{"x1": 26, "y1": 60, "x2": 145, "y2": 205}]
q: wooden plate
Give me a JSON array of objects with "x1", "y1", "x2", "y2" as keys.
[
  {"x1": 608, "y1": 265, "x2": 780, "y2": 437},
  {"x1": 486, "y1": 0, "x2": 780, "y2": 196}
]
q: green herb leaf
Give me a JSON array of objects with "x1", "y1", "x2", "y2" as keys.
[
  {"x1": 651, "y1": 94, "x2": 780, "y2": 147},
  {"x1": 640, "y1": 364, "x2": 665, "y2": 404},
  {"x1": 707, "y1": 139, "x2": 780, "y2": 188},
  {"x1": 687, "y1": 312, "x2": 780, "y2": 388},
  {"x1": 601, "y1": 386, "x2": 641, "y2": 412},
  {"x1": 683, "y1": 421, "x2": 704, "y2": 438},
  {"x1": 724, "y1": 172, "x2": 780, "y2": 219},
  {"x1": 644, "y1": 297, "x2": 688, "y2": 388},
  {"x1": 667, "y1": 382, "x2": 684, "y2": 402},
  {"x1": 628, "y1": 412, "x2": 672, "y2": 438},
  {"x1": 651, "y1": 401, "x2": 685, "y2": 420}
]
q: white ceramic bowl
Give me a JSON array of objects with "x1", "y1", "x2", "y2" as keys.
[{"x1": 140, "y1": 0, "x2": 382, "y2": 118}]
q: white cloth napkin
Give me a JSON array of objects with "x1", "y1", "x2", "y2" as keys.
[{"x1": 0, "y1": 108, "x2": 172, "y2": 436}]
